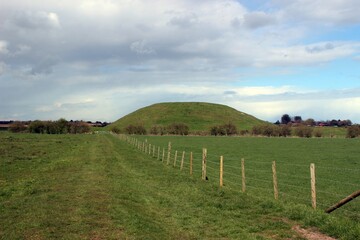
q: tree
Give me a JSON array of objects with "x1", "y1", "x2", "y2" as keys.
[
  {"x1": 281, "y1": 114, "x2": 291, "y2": 124},
  {"x1": 56, "y1": 118, "x2": 69, "y2": 134},
  {"x1": 304, "y1": 118, "x2": 316, "y2": 126},
  {"x1": 294, "y1": 116, "x2": 302, "y2": 123}
]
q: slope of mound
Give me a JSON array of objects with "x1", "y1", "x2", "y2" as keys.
[{"x1": 109, "y1": 102, "x2": 266, "y2": 133}]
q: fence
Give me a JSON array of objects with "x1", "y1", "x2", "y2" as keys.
[{"x1": 115, "y1": 134, "x2": 360, "y2": 221}]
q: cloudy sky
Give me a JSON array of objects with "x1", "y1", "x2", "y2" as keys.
[{"x1": 1, "y1": 0, "x2": 360, "y2": 123}]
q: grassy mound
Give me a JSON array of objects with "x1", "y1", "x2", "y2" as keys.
[{"x1": 109, "y1": 102, "x2": 266, "y2": 133}]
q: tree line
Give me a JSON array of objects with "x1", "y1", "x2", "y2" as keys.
[
  {"x1": 8, "y1": 119, "x2": 91, "y2": 134},
  {"x1": 276, "y1": 114, "x2": 353, "y2": 127}
]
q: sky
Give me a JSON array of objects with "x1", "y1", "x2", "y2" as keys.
[{"x1": 1, "y1": 0, "x2": 360, "y2": 123}]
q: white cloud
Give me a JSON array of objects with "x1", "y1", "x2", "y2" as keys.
[{"x1": 0, "y1": 41, "x2": 9, "y2": 54}]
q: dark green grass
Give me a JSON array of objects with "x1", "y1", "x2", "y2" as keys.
[{"x1": 1, "y1": 133, "x2": 359, "y2": 239}]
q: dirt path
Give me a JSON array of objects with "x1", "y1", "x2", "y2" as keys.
[{"x1": 292, "y1": 225, "x2": 337, "y2": 240}]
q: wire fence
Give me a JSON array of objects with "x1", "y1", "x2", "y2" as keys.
[{"x1": 115, "y1": 134, "x2": 360, "y2": 221}]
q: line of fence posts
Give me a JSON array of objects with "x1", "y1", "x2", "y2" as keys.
[{"x1": 120, "y1": 135, "x2": 319, "y2": 210}]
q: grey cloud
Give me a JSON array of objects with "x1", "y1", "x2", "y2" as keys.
[
  {"x1": 306, "y1": 43, "x2": 335, "y2": 53},
  {"x1": 30, "y1": 57, "x2": 59, "y2": 75},
  {"x1": 168, "y1": 11, "x2": 199, "y2": 28},
  {"x1": 224, "y1": 90, "x2": 237, "y2": 95},
  {"x1": 231, "y1": 17, "x2": 242, "y2": 28},
  {"x1": 8, "y1": 11, "x2": 60, "y2": 30},
  {"x1": 243, "y1": 11, "x2": 277, "y2": 29},
  {"x1": 130, "y1": 40, "x2": 156, "y2": 55}
]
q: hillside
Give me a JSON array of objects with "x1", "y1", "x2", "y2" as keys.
[{"x1": 109, "y1": 102, "x2": 267, "y2": 133}]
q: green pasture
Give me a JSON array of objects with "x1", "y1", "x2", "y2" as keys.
[
  {"x1": 133, "y1": 135, "x2": 360, "y2": 220},
  {"x1": 1, "y1": 132, "x2": 359, "y2": 239}
]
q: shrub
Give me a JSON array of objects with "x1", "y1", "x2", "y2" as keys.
[
  {"x1": 150, "y1": 125, "x2": 166, "y2": 135},
  {"x1": 346, "y1": 125, "x2": 360, "y2": 138},
  {"x1": 210, "y1": 125, "x2": 225, "y2": 136},
  {"x1": 313, "y1": 128, "x2": 323, "y2": 138},
  {"x1": 9, "y1": 121, "x2": 27, "y2": 133},
  {"x1": 294, "y1": 126, "x2": 313, "y2": 138},
  {"x1": 167, "y1": 123, "x2": 189, "y2": 135},
  {"x1": 279, "y1": 125, "x2": 292, "y2": 137},
  {"x1": 223, "y1": 123, "x2": 238, "y2": 135},
  {"x1": 125, "y1": 124, "x2": 147, "y2": 135},
  {"x1": 110, "y1": 126, "x2": 121, "y2": 134},
  {"x1": 210, "y1": 123, "x2": 238, "y2": 136},
  {"x1": 29, "y1": 120, "x2": 47, "y2": 134},
  {"x1": 69, "y1": 121, "x2": 91, "y2": 134}
]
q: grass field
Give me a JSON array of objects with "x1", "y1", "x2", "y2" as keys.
[
  {"x1": 1, "y1": 132, "x2": 359, "y2": 239},
  {"x1": 132, "y1": 135, "x2": 360, "y2": 219}
]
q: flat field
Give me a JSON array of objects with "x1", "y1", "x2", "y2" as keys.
[
  {"x1": 133, "y1": 135, "x2": 360, "y2": 220},
  {"x1": 1, "y1": 132, "x2": 359, "y2": 239}
]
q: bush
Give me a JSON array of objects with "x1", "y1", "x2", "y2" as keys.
[
  {"x1": 167, "y1": 123, "x2": 189, "y2": 135},
  {"x1": 69, "y1": 121, "x2": 91, "y2": 134},
  {"x1": 279, "y1": 125, "x2": 292, "y2": 137},
  {"x1": 29, "y1": 120, "x2": 47, "y2": 134},
  {"x1": 294, "y1": 126, "x2": 313, "y2": 138},
  {"x1": 9, "y1": 121, "x2": 27, "y2": 133},
  {"x1": 346, "y1": 125, "x2": 360, "y2": 138},
  {"x1": 150, "y1": 125, "x2": 166, "y2": 135},
  {"x1": 125, "y1": 124, "x2": 147, "y2": 135},
  {"x1": 313, "y1": 128, "x2": 323, "y2": 138},
  {"x1": 110, "y1": 126, "x2": 121, "y2": 134},
  {"x1": 210, "y1": 123, "x2": 237, "y2": 136},
  {"x1": 251, "y1": 124, "x2": 279, "y2": 137}
]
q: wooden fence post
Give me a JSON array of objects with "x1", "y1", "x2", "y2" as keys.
[
  {"x1": 162, "y1": 148, "x2": 165, "y2": 162},
  {"x1": 180, "y1": 151, "x2": 185, "y2": 170},
  {"x1": 202, "y1": 148, "x2": 207, "y2": 180},
  {"x1": 310, "y1": 163, "x2": 316, "y2": 209},
  {"x1": 190, "y1": 152, "x2": 193, "y2": 175},
  {"x1": 220, "y1": 156, "x2": 224, "y2": 187},
  {"x1": 174, "y1": 150, "x2": 178, "y2": 167},
  {"x1": 148, "y1": 144, "x2": 151, "y2": 155},
  {"x1": 167, "y1": 142, "x2": 171, "y2": 165},
  {"x1": 157, "y1": 147, "x2": 160, "y2": 161},
  {"x1": 272, "y1": 161, "x2": 278, "y2": 200},
  {"x1": 241, "y1": 158, "x2": 246, "y2": 192}
]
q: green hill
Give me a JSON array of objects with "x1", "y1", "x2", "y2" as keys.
[{"x1": 109, "y1": 102, "x2": 267, "y2": 133}]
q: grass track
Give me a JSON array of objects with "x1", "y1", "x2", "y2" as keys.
[{"x1": 1, "y1": 133, "x2": 359, "y2": 239}]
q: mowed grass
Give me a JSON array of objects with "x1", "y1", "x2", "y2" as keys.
[{"x1": 1, "y1": 133, "x2": 359, "y2": 239}]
